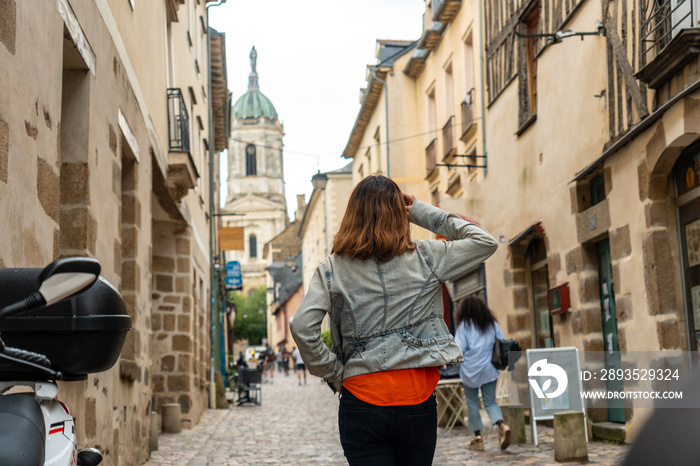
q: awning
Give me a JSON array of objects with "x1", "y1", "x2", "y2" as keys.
[{"x1": 508, "y1": 222, "x2": 545, "y2": 246}]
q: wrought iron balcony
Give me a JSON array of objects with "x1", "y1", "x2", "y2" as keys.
[
  {"x1": 641, "y1": 0, "x2": 693, "y2": 62},
  {"x1": 426, "y1": 138, "x2": 438, "y2": 178},
  {"x1": 442, "y1": 115, "x2": 456, "y2": 159},
  {"x1": 638, "y1": 0, "x2": 700, "y2": 88},
  {"x1": 167, "y1": 88, "x2": 190, "y2": 152},
  {"x1": 166, "y1": 88, "x2": 197, "y2": 196},
  {"x1": 461, "y1": 88, "x2": 477, "y2": 141},
  {"x1": 432, "y1": 0, "x2": 462, "y2": 23}
]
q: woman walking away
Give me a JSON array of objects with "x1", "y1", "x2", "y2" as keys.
[
  {"x1": 290, "y1": 174, "x2": 498, "y2": 465},
  {"x1": 454, "y1": 295, "x2": 511, "y2": 452}
]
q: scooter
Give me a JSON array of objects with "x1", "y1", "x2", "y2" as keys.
[{"x1": 0, "y1": 258, "x2": 130, "y2": 466}]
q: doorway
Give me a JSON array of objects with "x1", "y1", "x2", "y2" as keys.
[
  {"x1": 674, "y1": 148, "x2": 700, "y2": 355},
  {"x1": 596, "y1": 238, "x2": 625, "y2": 422}
]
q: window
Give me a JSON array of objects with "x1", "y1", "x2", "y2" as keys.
[
  {"x1": 427, "y1": 87, "x2": 437, "y2": 139},
  {"x1": 528, "y1": 238, "x2": 554, "y2": 348},
  {"x1": 519, "y1": 5, "x2": 541, "y2": 129},
  {"x1": 373, "y1": 126, "x2": 381, "y2": 172},
  {"x1": 445, "y1": 62, "x2": 455, "y2": 118},
  {"x1": 463, "y1": 32, "x2": 475, "y2": 93},
  {"x1": 444, "y1": 61, "x2": 455, "y2": 119},
  {"x1": 245, "y1": 144, "x2": 257, "y2": 176},
  {"x1": 591, "y1": 174, "x2": 606, "y2": 206},
  {"x1": 249, "y1": 234, "x2": 258, "y2": 258},
  {"x1": 451, "y1": 265, "x2": 487, "y2": 332}
]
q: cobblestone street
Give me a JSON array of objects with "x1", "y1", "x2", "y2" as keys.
[{"x1": 143, "y1": 371, "x2": 630, "y2": 465}]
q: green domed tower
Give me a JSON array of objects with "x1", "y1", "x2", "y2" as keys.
[{"x1": 224, "y1": 47, "x2": 288, "y2": 295}]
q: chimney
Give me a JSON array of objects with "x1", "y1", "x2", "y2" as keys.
[{"x1": 295, "y1": 194, "x2": 307, "y2": 222}]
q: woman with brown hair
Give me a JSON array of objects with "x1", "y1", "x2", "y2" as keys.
[
  {"x1": 454, "y1": 295, "x2": 511, "y2": 452},
  {"x1": 290, "y1": 174, "x2": 497, "y2": 465}
]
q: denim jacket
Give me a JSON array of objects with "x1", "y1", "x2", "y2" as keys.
[{"x1": 289, "y1": 200, "x2": 498, "y2": 393}]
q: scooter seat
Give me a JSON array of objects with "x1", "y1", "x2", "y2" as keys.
[{"x1": 0, "y1": 394, "x2": 46, "y2": 466}]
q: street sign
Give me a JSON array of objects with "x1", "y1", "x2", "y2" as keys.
[{"x1": 225, "y1": 261, "x2": 242, "y2": 289}]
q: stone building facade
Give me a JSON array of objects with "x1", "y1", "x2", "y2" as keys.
[
  {"x1": 264, "y1": 194, "x2": 306, "y2": 352},
  {"x1": 0, "y1": 0, "x2": 227, "y2": 463},
  {"x1": 341, "y1": 0, "x2": 700, "y2": 442}
]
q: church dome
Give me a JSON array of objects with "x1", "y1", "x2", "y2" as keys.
[
  {"x1": 232, "y1": 46, "x2": 278, "y2": 121},
  {"x1": 232, "y1": 89, "x2": 277, "y2": 120}
]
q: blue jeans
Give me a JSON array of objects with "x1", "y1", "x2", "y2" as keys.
[
  {"x1": 338, "y1": 390, "x2": 437, "y2": 465},
  {"x1": 463, "y1": 379, "x2": 503, "y2": 432}
]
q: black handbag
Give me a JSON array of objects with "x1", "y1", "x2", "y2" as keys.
[{"x1": 491, "y1": 338, "x2": 522, "y2": 371}]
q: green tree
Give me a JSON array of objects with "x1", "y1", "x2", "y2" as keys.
[
  {"x1": 320, "y1": 329, "x2": 331, "y2": 349},
  {"x1": 230, "y1": 286, "x2": 268, "y2": 344}
]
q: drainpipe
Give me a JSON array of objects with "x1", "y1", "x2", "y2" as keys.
[
  {"x1": 206, "y1": 0, "x2": 226, "y2": 410},
  {"x1": 477, "y1": 0, "x2": 488, "y2": 176},
  {"x1": 371, "y1": 70, "x2": 390, "y2": 178}
]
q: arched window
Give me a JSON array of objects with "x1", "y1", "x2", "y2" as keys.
[
  {"x1": 249, "y1": 234, "x2": 257, "y2": 258},
  {"x1": 245, "y1": 144, "x2": 257, "y2": 176}
]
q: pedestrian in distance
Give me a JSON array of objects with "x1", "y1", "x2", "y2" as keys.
[
  {"x1": 235, "y1": 351, "x2": 247, "y2": 370},
  {"x1": 282, "y1": 350, "x2": 290, "y2": 376},
  {"x1": 276, "y1": 350, "x2": 284, "y2": 373},
  {"x1": 263, "y1": 346, "x2": 275, "y2": 384},
  {"x1": 454, "y1": 295, "x2": 511, "y2": 451},
  {"x1": 291, "y1": 346, "x2": 306, "y2": 385},
  {"x1": 290, "y1": 174, "x2": 498, "y2": 466}
]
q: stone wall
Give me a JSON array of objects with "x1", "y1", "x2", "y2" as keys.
[
  {"x1": 151, "y1": 221, "x2": 209, "y2": 426},
  {"x1": 0, "y1": 1, "x2": 216, "y2": 464}
]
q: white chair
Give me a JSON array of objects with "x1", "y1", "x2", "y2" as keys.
[{"x1": 435, "y1": 379, "x2": 467, "y2": 432}]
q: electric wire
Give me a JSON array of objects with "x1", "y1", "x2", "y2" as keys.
[{"x1": 230, "y1": 116, "x2": 483, "y2": 160}]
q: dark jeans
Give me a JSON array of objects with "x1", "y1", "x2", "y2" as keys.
[{"x1": 338, "y1": 389, "x2": 437, "y2": 466}]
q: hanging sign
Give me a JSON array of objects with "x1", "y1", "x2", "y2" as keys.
[{"x1": 225, "y1": 261, "x2": 242, "y2": 289}]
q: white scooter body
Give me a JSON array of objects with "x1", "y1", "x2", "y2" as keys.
[{"x1": 0, "y1": 381, "x2": 77, "y2": 466}]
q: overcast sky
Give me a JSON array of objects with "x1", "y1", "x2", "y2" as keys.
[{"x1": 209, "y1": 1, "x2": 426, "y2": 219}]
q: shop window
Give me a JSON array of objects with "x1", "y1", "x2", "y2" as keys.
[
  {"x1": 528, "y1": 238, "x2": 554, "y2": 348},
  {"x1": 451, "y1": 265, "x2": 487, "y2": 332}
]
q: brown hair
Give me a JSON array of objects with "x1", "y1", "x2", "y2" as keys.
[
  {"x1": 332, "y1": 174, "x2": 416, "y2": 262},
  {"x1": 455, "y1": 295, "x2": 498, "y2": 334}
]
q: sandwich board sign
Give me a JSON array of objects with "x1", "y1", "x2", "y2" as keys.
[{"x1": 526, "y1": 347, "x2": 587, "y2": 445}]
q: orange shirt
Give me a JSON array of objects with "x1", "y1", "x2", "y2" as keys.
[{"x1": 342, "y1": 367, "x2": 440, "y2": 406}]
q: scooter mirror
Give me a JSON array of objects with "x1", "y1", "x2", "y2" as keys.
[{"x1": 37, "y1": 258, "x2": 101, "y2": 306}]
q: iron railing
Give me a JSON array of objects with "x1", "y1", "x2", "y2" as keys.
[
  {"x1": 167, "y1": 88, "x2": 190, "y2": 152},
  {"x1": 426, "y1": 138, "x2": 438, "y2": 175},
  {"x1": 461, "y1": 88, "x2": 476, "y2": 138},
  {"x1": 641, "y1": 0, "x2": 694, "y2": 65},
  {"x1": 442, "y1": 115, "x2": 455, "y2": 159}
]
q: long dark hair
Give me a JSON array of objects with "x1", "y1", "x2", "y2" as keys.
[
  {"x1": 454, "y1": 295, "x2": 498, "y2": 334},
  {"x1": 332, "y1": 174, "x2": 416, "y2": 262}
]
